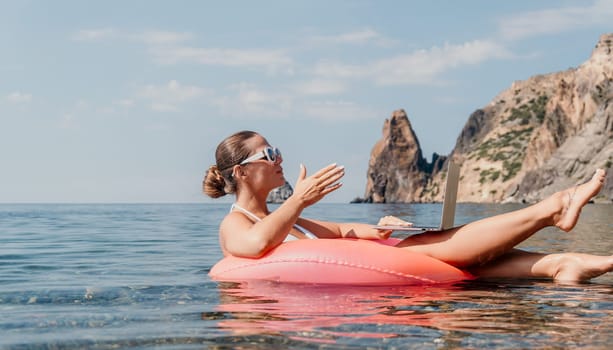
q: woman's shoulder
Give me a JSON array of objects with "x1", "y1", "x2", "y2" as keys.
[
  {"x1": 221, "y1": 210, "x2": 249, "y2": 225},
  {"x1": 220, "y1": 210, "x2": 255, "y2": 234}
]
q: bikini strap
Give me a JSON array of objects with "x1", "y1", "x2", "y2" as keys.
[
  {"x1": 230, "y1": 203, "x2": 262, "y2": 222},
  {"x1": 230, "y1": 203, "x2": 317, "y2": 239}
]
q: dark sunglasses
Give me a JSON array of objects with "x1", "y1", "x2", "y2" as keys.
[{"x1": 240, "y1": 146, "x2": 282, "y2": 165}]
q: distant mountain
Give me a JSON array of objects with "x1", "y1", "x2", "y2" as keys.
[{"x1": 360, "y1": 33, "x2": 613, "y2": 203}]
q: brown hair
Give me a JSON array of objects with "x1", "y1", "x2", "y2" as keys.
[{"x1": 203, "y1": 130, "x2": 259, "y2": 198}]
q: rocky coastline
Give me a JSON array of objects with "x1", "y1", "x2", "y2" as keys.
[{"x1": 357, "y1": 33, "x2": 613, "y2": 204}]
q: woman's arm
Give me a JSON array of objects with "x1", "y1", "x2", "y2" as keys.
[
  {"x1": 220, "y1": 196, "x2": 305, "y2": 258},
  {"x1": 297, "y1": 214, "x2": 413, "y2": 240},
  {"x1": 220, "y1": 163, "x2": 345, "y2": 258},
  {"x1": 296, "y1": 218, "x2": 393, "y2": 240}
]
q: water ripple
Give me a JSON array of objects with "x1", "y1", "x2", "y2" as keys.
[{"x1": 1, "y1": 203, "x2": 611, "y2": 349}]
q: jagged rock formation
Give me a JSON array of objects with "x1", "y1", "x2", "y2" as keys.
[
  {"x1": 362, "y1": 33, "x2": 613, "y2": 203},
  {"x1": 361, "y1": 109, "x2": 446, "y2": 203},
  {"x1": 267, "y1": 181, "x2": 293, "y2": 203}
]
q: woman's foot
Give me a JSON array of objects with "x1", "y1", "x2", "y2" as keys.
[
  {"x1": 554, "y1": 169, "x2": 606, "y2": 232},
  {"x1": 553, "y1": 253, "x2": 613, "y2": 282}
]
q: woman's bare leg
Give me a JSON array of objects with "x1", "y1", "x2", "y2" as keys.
[
  {"x1": 396, "y1": 169, "x2": 606, "y2": 267},
  {"x1": 468, "y1": 249, "x2": 613, "y2": 282}
]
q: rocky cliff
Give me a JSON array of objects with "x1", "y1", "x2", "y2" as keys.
[
  {"x1": 362, "y1": 33, "x2": 613, "y2": 203},
  {"x1": 267, "y1": 181, "x2": 293, "y2": 203},
  {"x1": 360, "y1": 109, "x2": 446, "y2": 203}
]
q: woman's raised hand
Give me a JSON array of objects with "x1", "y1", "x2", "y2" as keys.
[{"x1": 293, "y1": 163, "x2": 344, "y2": 207}]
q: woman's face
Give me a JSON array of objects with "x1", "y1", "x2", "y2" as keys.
[{"x1": 239, "y1": 135, "x2": 286, "y2": 190}]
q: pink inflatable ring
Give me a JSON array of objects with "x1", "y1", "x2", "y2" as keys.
[{"x1": 209, "y1": 238, "x2": 474, "y2": 285}]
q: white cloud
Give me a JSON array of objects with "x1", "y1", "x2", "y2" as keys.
[
  {"x1": 215, "y1": 83, "x2": 293, "y2": 118},
  {"x1": 313, "y1": 40, "x2": 511, "y2": 85},
  {"x1": 137, "y1": 80, "x2": 208, "y2": 112},
  {"x1": 73, "y1": 28, "x2": 192, "y2": 46},
  {"x1": 5, "y1": 91, "x2": 32, "y2": 103},
  {"x1": 134, "y1": 30, "x2": 193, "y2": 45},
  {"x1": 213, "y1": 83, "x2": 376, "y2": 122},
  {"x1": 149, "y1": 46, "x2": 293, "y2": 68},
  {"x1": 198, "y1": 39, "x2": 511, "y2": 121},
  {"x1": 373, "y1": 40, "x2": 511, "y2": 85},
  {"x1": 72, "y1": 28, "x2": 117, "y2": 41},
  {"x1": 293, "y1": 79, "x2": 346, "y2": 95},
  {"x1": 499, "y1": 0, "x2": 613, "y2": 40},
  {"x1": 308, "y1": 28, "x2": 393, "y2": 46},
  {"x1": 139, "y1": 80, "x2": 205, "y2": 100},
  {"x1": 71, "y1": 28, "x2": 294, "y2": 72},
  {"x1": 73, "y1": 27, "x2": 293, "y2": 71}
]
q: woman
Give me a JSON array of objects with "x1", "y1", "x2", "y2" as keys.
[{"x1": 204, "y1": 130, "x2": 613, "y2": 282}]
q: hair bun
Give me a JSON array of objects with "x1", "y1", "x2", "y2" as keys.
[{"x1": 203, "y1": 165, "x2": 227, "y2": 198}]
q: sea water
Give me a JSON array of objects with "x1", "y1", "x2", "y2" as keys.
[{"x1": 1, "y1": 203, "x2": 612, "y2": 349}]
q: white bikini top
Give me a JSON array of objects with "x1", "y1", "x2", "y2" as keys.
[{"x1": 230, "y1": 203, "x2": 318, "y2": 242}]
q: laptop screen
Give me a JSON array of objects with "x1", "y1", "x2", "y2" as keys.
[{"x1": 439, "y1": 161, "x2": 460, "y2": 230}]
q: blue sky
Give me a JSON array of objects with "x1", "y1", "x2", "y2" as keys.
[{"x1": 1, "y1": 1, "x2": 611, "y2": 203}]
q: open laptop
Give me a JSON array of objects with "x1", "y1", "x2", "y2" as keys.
[{"x1": 373, "y1": 161, "x2": 460, "y2": 232}]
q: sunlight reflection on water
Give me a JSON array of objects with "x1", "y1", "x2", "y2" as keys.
[{"x1": 209, "y1": 279, "x2": 613, "y2": 348}]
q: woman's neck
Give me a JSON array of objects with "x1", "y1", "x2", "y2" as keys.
[{"x1": 234, "y1": 192, "x2": 270, "y2": 217}]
